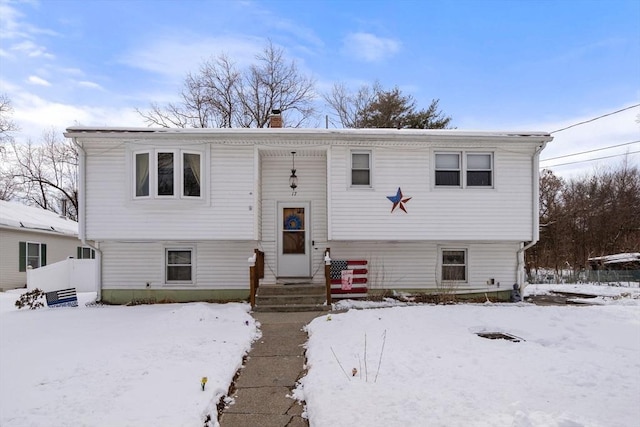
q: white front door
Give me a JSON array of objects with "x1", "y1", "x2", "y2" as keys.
[{"x1": 277, "y1": 202, "x2": 311, "y2": 277}]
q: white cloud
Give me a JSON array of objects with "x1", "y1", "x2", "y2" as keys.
[
  {"x1": 10, "y1": 91, "x2": 147, "y2": 143},
  {"x1": 27, "y1": 75, "x2": 50, "y2": 86},
  {"x1": 119, "y1": 35, "x2": 265, "y2": 79},
  {"x1": 77, "y1": 81, "x2": 104, "y2": 91},
  {"x1": 341, "y1": 32, "x2": 400, "y2": 62},
  {"x1": 10, "y1": 40, "x2": 54, "y2": 59},
  {"x1": 536, "y1": 105, "x2": 640, "y2": 180}
]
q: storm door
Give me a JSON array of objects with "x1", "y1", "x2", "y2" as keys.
[{"x1": 277, "y1": 202, "x2": 311, "y2": 277}]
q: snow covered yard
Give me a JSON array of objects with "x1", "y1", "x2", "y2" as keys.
[
  {"x1": 0, "y1": 292, "x2": 258, "y2": 427},
  {"x1": 1, "y1": 284, "x2": 638, "y2": 427},
  {"x1": 299, "y1": 288, "x2": 640, "y2": 427}
]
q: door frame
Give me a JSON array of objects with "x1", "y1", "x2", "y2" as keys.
[{"x1": 276, "y1": 201, "x2": 311, "y2": 278}]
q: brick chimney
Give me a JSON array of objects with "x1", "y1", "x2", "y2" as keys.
[{"x1": 269, "y1": 109, "x2": 282, "y2": 128}]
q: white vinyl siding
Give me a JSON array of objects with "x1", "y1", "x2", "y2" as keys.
[
  {"x1": 330, "y1": 145, "x2": 533, "y2": 241},
  {"x1": 329, "y1": 241, "x2": 519, "y2": 290},
  {"x1": 260, "y1": 153, "x2": 327, "y2": 285},
  {"x1": 0, "y1": 229, "x2": 81, "y2": 290},
  {"x1": 85, "y1": 143, "x2": 253, "y2": 240},
  {"x1": 100, "y1": 241, "x2": 253, "y2": 290}
]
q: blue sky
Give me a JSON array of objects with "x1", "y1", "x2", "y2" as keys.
[{"x1": 1, "y1": 0, "x2": 638, "y2": 178}]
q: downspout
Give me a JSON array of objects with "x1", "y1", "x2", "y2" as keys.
[
  {"x1": 516, "y1": 138, "x2": 550, "y2": 295},
  {"x1": 71, "y1": 137, "x2": 102, "y2": 301}
]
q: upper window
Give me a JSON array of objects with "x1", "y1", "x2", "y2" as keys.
[
  {"x1": 466, "y1": 154, "x2": 492, "y2": 186},
  {"x1": 435, "y1": 153, "x2": 460, "y2": 186},
  {"x1": 441, "y1": 249, "x2": 466, "y2": 282},
  {"x1": 435, "y1": 152, "x2": 493, "y2": 188},
  {"x1": 166, "y1": 248, "x2": 193, "y2": 283},
  {"x1": 19, "y1": 241, "x2": 46, "y2": 272},
  {"x1": 133, "y1": 150, "x2": 202, "y2": 199},
  {"x1": 351, "y1": 151, "x2": 371, "y2": 187}
]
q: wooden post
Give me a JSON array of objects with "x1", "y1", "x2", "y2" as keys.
[{"x1": 324, "y1": 248, "x2": 332, "y2": 306}]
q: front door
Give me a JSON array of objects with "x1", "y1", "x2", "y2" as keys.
[{"x1": 277, "y1": 202, "x2": 311, "y2": 277}]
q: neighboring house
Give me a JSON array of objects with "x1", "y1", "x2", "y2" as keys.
[
  {"x1": 65, "y1": 117, "x2": 552, "y2": 304},
  {"x1": 0, "y1": 200, "x2": 92, "y2": 290}
]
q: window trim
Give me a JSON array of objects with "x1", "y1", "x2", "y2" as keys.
[
  {"x1": 155, "y1": 149, "x2": 177, "y2": 198},
  {"x1": 181, "y1": 150, "x2": 203, "y2": 198},
  {"x1": 77, "y1": 246, "x2": 96, "y2": 259},
  {"x1": 466, "y1": 153, "x2": 493, "y2": 187},
  {"x1": 19, "y1": 241, "x2": 46, "y2": 272},
  {"x1": 434, "y1": 152, "x2": 461, "y2": 187},
  {"x1": 132, "y1": 148, "x2": 204, "y2": 200},
  {"x1": 433, "y1": 150, "x2": 494, "y2": 189},
  {"x1": 439, "y1": 248, "x2": 468, "y2": 284},
  {"x1": 350, "y1": 149, "x2": 373, "y2": 188},
  {"x1": 165, "y1": 247, "x2": 195, "y2": 285}
]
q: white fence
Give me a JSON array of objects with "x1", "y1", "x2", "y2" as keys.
[{"x1": 27, "y1": 258, "x2": 98, "y2": 293}]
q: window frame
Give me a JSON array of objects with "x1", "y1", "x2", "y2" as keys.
[
  {"x1": 434, "y1": 152, "x2": 461, "y2": 187},
  {"x1": 433, "y1": 150, "x2": 494, "y2": 189},
  {"x1": 181, "y1": 151, "x2": 203, "y2": 198},
  {"x1": 165, "y1": 247, "x2": 195, "y2": 285},
  {"x1": 132, "y1": 148, "x2": 204, "y2": 200},
  {"x1": 350, "y1": 150, "x2": 372, "y2": 188},
  {"x1": 19, "y1": 241, "x2": 46, "y2": 272},
  {"x1": 466, "y1": 153, "x2": 493, "y2": 187},
  {"x1": 77, "y1": 246, "x2": 96, "y2": 259},
  {"x1": 440, "y1": 248, "x2": 468, "y2": 283}
]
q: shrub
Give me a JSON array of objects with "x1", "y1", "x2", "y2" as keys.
[{"x1": 15, "y1": 288, "x2": 45, "y2": 310}]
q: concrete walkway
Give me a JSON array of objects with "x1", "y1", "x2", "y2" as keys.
[{"x1": 219, "y1": 311, "x2": 325, "y2": 427}]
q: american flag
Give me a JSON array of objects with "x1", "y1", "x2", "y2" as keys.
[
  {"x1": 330, "y1": 260, "x2": 368, "y2": 299},
  {"x1": 46, "y1": 288, "x2": 78, "y2": 308}
]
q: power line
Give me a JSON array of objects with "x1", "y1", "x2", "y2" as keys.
[
  {"x1": 540, "y1": 140, "x2": 640, "y2": 162},
  {"x1": 550, "y1": 104, "x2": 640, "y2": 134},
  {"x1": 541, "y1": 150, "x2": 640, "y2": 168}
]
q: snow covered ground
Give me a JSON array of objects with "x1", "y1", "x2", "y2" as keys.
[
  {"x1": 0, "y1": 292, "x2": 258, "y2": 427},
  {"x1": 300, "y1": 284, "x2": 640, "y2": 427},
  {"x1": 1, "y1": 283, "x2": 638, "y2": 427}
]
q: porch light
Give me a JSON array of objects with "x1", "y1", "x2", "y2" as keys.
[{"x1": 289, "y1": 151, "x2": 298, "y2": 196}]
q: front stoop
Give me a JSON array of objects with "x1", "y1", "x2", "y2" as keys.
[{"x1": 254, "y1": 284, "x2": 330, "y2": 312}]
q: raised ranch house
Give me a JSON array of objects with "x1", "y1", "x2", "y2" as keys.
[
  {"x1": 0, "y1": 200, "x2": 89, "y2": 291},
  {"x1": 64, "y1": 119, "x2": 552, "y2": 306}
]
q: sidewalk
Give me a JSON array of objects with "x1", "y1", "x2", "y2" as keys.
[{"x1": 219, "y1": 311, "x2": 325, "y2": 427}]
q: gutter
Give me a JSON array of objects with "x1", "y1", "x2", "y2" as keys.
[
  {"x1": 70, "y1": 137, "x2": 103, "y2": 301},
  {"x1": 516, "y1": 138, "x2": 551, "y2": 294}
]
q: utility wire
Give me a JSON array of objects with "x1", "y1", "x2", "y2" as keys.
[
  {"x1": 550, "y1": 104, "x2": 640, "y2": 134},
  {"x1": 540, "y1": 140, "x2": 640, "y2": 162},
  {"x1": 541, "y1": 150, "x2": 640, "y2": 168}
]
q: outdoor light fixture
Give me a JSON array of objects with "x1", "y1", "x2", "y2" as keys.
[{"x1": 289, "y1": 151, "x2": 298, "y2": 196}]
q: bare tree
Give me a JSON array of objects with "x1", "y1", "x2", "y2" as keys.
[
  {"x1": 528, "y1": 160, "x2": 640, "y2": 274},
  {"x1": 10, "y1": 128, "x2": 78, "y2": 219},
  {"x1": 0, "y1": 94, "x2": 19, "y2": 139},
  {"x1": 137, "y1": 41, "x2": 316, "y2": 128}
]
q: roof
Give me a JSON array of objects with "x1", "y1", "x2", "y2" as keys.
[
  {"x1": 588, "y1": 253, "x2": 640, "y2": 265},
  {"x1": 0, "y1": 200, "x2": 78, "y2": 237},
  {"x1": 64, "y1": 126, "x2": 553, "y2": 144}
]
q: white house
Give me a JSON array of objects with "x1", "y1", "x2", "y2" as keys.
[
  {"x1": 64, "y1": 119, "x2": 552, "y2": 304},
  {"x1": 0, "y1": 200, "x2": 91, "y2": 290}
]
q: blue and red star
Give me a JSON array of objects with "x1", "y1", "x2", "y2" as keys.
[{"x1": 387, "y1": 187, "x2": 411, "y2": 213}]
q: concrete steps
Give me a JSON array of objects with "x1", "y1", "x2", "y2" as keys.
[{"x1": 254, "y1": 284, "x2": 330, "y2": 312}]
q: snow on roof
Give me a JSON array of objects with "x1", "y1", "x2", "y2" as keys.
[
  {"x1": 588, "y1": 253, "x2": 640, "y2": 264},
  {"x1": 0, "y1": 200, "x2": 78, "y2": 237},
  {"x1": 64, "y1": 126, "x2": 553, "y2": 140}
]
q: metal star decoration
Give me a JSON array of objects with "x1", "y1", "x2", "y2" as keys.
[{"x1": 386, "y1": 187, "x2": 412, "y2": 213}]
